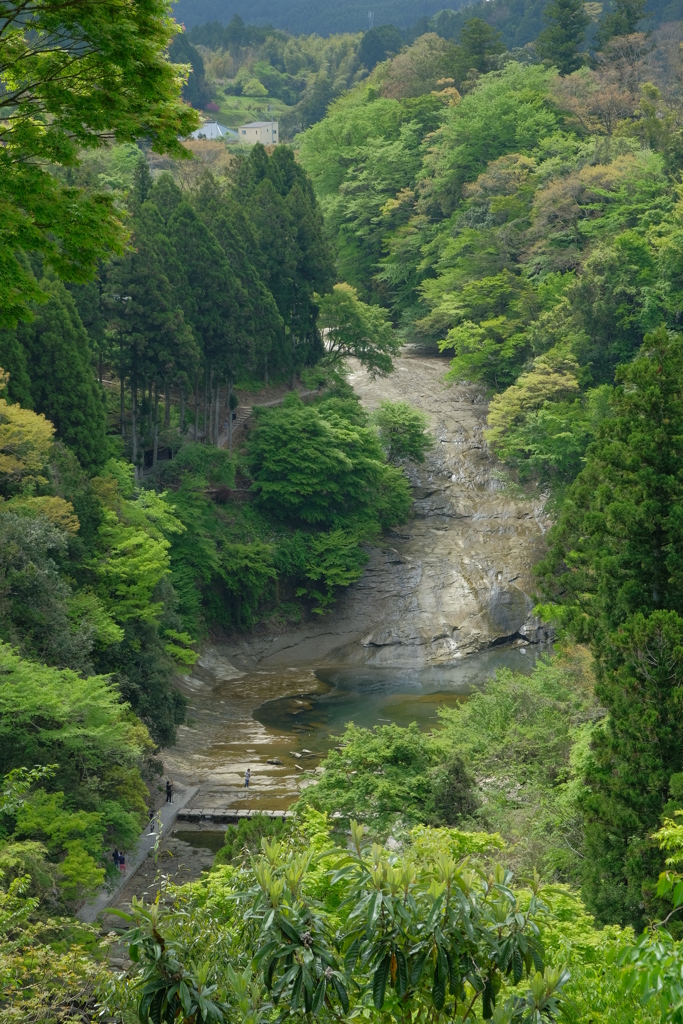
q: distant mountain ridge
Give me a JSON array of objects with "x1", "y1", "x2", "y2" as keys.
[{"x1": 172, "y1": 0, "x2": 462, "y2": 33}]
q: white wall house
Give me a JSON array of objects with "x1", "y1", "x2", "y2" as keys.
[{"x1": 239, "y1": 121, "x2": 278, "y2": 145}]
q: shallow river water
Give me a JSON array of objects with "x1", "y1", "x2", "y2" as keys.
[{"x1": 163, "y1": 644, "x2": 549, "y2": 812}]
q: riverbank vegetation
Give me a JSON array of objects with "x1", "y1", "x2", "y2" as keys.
[{"x1": 6, "y1": 0, "x2": 683, "y2": 1019}]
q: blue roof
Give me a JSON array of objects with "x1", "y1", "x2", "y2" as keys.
[{"x1": 188, "y1": 120, "x2": 239, "y2": 140}]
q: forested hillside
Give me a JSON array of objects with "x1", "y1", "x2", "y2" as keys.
[
  {"x1": 8, "y1": 0, "x2": 683, "y2": 1019},
  {"x1": 173, "y1": 0, "x2": 451, "y2": 33}
]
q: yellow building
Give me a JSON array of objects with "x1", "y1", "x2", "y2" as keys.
[{"x1": 238, "y1": 120, "x2": 279, "y2": 145}]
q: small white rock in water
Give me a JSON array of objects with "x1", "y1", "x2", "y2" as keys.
[
  {"x1": 290, "y1": 751, "x2": 302, "y2": 758},
  {"x1": 267, "y1": 758, "x2": 283, "y2": 765},
  {"x1": 302, "y1": 748, "x2": 313, "y2": 753}
]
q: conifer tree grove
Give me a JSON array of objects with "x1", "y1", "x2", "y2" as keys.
[{"x1": 535, "y1": 0, "x2": 589, "y2": 75}]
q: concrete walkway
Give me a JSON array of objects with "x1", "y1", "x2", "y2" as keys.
[{"x1": 76, "y1": 783, "x2": 198, "y2": 923}]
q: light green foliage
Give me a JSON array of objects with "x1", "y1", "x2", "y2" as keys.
[
  {"x1": 0, "y1": 0, "x2": 198, "y2": 328},
  {"x1": 93, "y1": 508, "x2": 172, "y2": 624},
  {"x1": 485, "y1": 349, "x2": 580, "y2": 445},
  {"x1": 248, "y1": 395, "x2": 411, "y2": 531},
  {"x1": 0, "y1": 383, "x2": 54, "y2": 489},
  {"x1": 435, "y1": 649, "x2": 599, "y2": 881},
  {"x1": 317, "y1": 283, "x2": 400, "y2": 376},
  {"x1": 298, "y1": 721, "x2": 479, "y2": 835},
  {"x1": 372, "y1": 401, "x2": 434, "y2": 463},
  {"x1": 113, "y1": 816, "x2": 571, "y2": 1024},
  {"x1": 299, "y1": 91, "x2": 443, "y2": 298},
  {"x1": 0, "y1": 645, "x2": 152, "y2": 900}
]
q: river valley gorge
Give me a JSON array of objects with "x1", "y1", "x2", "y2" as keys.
[{"x1": 163, "y1": 351, "x2": 553, "y2": 813}]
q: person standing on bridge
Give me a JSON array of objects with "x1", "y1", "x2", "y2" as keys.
[{"x1": 244, "y1": 768, "x2": 251, "y2": 789}]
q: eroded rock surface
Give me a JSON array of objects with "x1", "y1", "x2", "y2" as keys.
[{"x1": 225, "y1": 353, "x2": 551, "y2": 670}]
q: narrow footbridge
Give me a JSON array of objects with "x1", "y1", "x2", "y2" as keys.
[{"x1": 177, "y1": 807, "x2": 295, "y2": 824}]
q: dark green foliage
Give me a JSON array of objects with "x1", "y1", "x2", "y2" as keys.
[
  {"x1": 0, "y1": 324, "x2": 33, "y2": 408},
  {"x1": 22, "y1": 280, "x2": 107, "y2": 472},
  {"x1": 456, "y1": 17, "x2": 507, "y2": 73},
  {"x1": 580, "y1": 611, "x2": 683, "y2": 928},
  {"x1": 177, "y1": 2, "x2": 440, "y2": 34},
  {"x1": 596, "y1": 0, "x2": 648, "y2": 48},
  {"x1": 430, "y1": 753, "x2": 480, "y2": 825},
  {"x1": 534, "y1": 329, "x2": 683, "y2": 925},
  {"x1": 98, "y1": 619, "x2": 187, "y2": 748},
  {"x1": 213, "y1": 814, "x2": 292, "y2": 866},
  {"x1": 48, "y1": 442, "x2": 104, "y2": 550},
  {"x1": 0, "y1": 511, "x2": 94, "y2": 672},
  {"x1": 358, "y1": 25, "x2": 404, "y2": 71},
  {"x1": 168, "y1": 32, "x2": 213, "y2": 109},
  {"x1": 235, "y1": 146, "x2": 333, "y2": 375},
  {"x1": 536, "y1": 0, "x2": 589, "y2": 75}
]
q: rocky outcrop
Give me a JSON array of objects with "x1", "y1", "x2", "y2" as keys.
[{"x1": 225, "y1": 354, "x2": 551, "y2": 671}]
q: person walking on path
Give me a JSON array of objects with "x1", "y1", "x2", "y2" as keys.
[
  {"x1": 148, "y1": 810, "x2": 156, "y2": 834},
  {"x1": 119, "y1": 852, "x2": 126, "y2": 874},
  {"x1": 112, "y1": 847, "x2": 120, "y2": 870},
  {"x1": 166, "y1": 779, "x2": 173, "y2": 803},
  {"x1": 244, "y1": 768, "x2": 251, "y2": 789}
]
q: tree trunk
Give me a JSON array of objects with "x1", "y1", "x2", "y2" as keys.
[
  {"x1": 215, "y1": 384, "x2": 221, "y2": 446},
  {"x1": 264, "y1": 352, "x2": 268, "y2": 386},
  {"x1": 120, "y1": 352, "x2": 126, "y2": 438},
  {"x1": 180, "y1": 388, "x2": 185, "y2": 434},
  {"x1": 153, "y1": 381, "x2": 159, "y2": 469},
  {"x1": 131, "y1": 373, "x2": 138, "y2": 482},
  {"x1": 194, "y1": 378, "x2": 199, "y2": 441},
  {"x1": 228, "y1": 374, "x2": 234, "y2": 454},
  {"x1": 203, "y1": 370, "x2": 209, "y2": 443},
  {"x1": 164, "y1": 379, "x2": 171, "y2": 429},
  {"x1": 99, "y1": 351, "x2": 103, "y2": 385},
  {"x1": 148, "y1": 382, "x2": 153, "y2": 436}
]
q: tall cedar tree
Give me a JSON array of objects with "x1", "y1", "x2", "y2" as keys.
[
  {"x1": 537, "y1": 327, "x2": 683, "y2": 926},
  {"x1": 235, "y1": 146, "x2": 333, "y2": 374},
  {"x1": 596, "y1": 0, "x2": 648, "y2": 48},
  {"x1": 23, "y1": 280, "x2": 107, "y2": 472},
  {"x1": 158, "y1": 180, "x2": 245, "y2": 383},
  {"x1": 193, "y1": 175, "x2": 283, "y2": 378},
  {"x1": 105, "y1": 201, "x2": 196, "y2": 449},
  {"x1": 167, "y1": 32, "x2": 213, "y2": 110},
  {"x1": 536, "y1": 0, "x2": 589, "y2": 75},
  {"x1": 580, "y1": 610, "x2": 683, "y2": 929}
]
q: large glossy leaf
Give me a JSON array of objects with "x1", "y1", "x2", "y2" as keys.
[
  {"x1": 432, "y1": 975, "x2": 446, "y2": 1010},
  {"x1": 395, "y1": 948, "x2": 408, "y2": 997},
  {"x1": 373, "y1": 954, "x2": 391, "y2": 1009}
]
